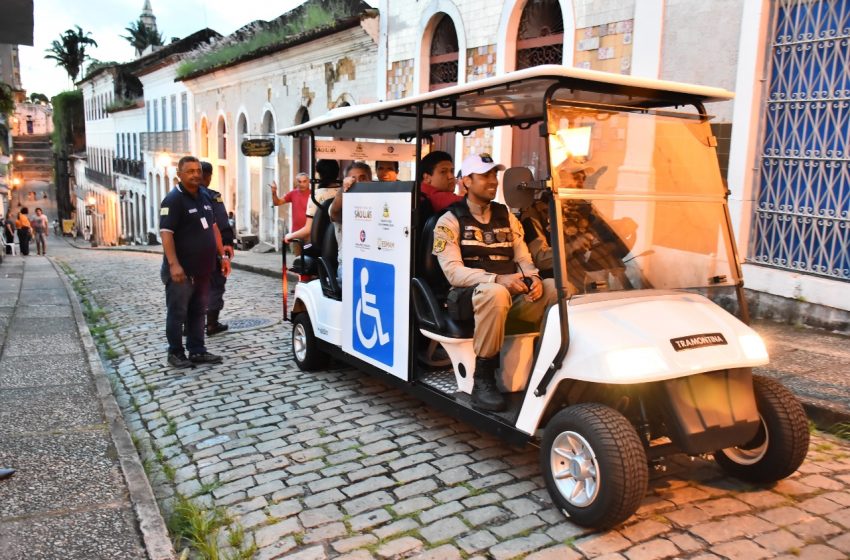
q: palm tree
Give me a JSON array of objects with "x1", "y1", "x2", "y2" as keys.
[
  {"x1": 44, "y1": 26, "x2": 99, "y2": 83},
  {"x1": 123, "y1": 19, "x2": 164, "y2": 57}
]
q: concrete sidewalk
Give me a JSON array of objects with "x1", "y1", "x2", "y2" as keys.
[
  {"x1": 87, "y1": 239, "x2": 850, "y2": 427},
  {"x1": 0, "y1": 254, "x2": 174, "y2": 560}
]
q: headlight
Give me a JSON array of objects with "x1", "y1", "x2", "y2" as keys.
[
  {"x1": 606, "y1": 347, "x2": 668, "y2": 378},
  {"x1": 739, "y1": 334, "x2": 768, "y2": 361}
]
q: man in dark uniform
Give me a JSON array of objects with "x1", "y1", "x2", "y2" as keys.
[
  {"x1": 201, "y1": 161, "x2": 235, "y2": 336},
  {"x1": 160, "y1": 156, "x2": 231, "y2": 368},
  {"x1": 433, "y1": 154, "x2": 557, "y2": 411}
]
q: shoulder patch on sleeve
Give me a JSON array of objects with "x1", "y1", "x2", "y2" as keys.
[
  {"x1": 435, "y1": 225, "x2": 455, "y2": 241},
  {"x1": 433, "y1": 238, "x2": 447, "y2": 253},
  {"x1": 160, "y1": 207, "x2": 169, "y2": 216}
]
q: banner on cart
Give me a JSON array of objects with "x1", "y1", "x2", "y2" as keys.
[
  {"x1": 342, "y1": 183, "x2": 412, "y2": 379},
  {"x1": 315, "y1": 140, "x2": 416, "y2": 162}
]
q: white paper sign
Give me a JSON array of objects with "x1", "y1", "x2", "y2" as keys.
[
  {"x1": 341, "y1": 185, "x2": 412, "y2": 379},
  {"x1": 315, "y1": 140, "x2": 416, "y2": 162}
]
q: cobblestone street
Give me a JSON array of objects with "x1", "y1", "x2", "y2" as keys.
[{"x1": 53, "y1": 244, "x2": 850, "y2": 560}]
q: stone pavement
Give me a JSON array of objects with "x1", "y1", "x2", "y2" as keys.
[
  {"x1": 0, "y1": 252, "x2": 173, "y2": 560},
  {"x1": 95, "y1": 240, "x2": 850, "y2": 424},
  {"x1": 47, "y1": 239, "x2": 850, "y2": 560}
]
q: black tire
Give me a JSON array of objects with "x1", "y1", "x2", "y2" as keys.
[
  {"x1": 291, "y1": 313, "x2": 328, "y2": 371},
  {"x1": 540, "y1": 403, "x2": 648, "y2": 529},
  {"x1": 714, "y1": 375, "x2": 809, "y2": 482}
]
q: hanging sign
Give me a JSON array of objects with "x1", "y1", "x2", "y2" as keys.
[
  {"x1": 314, "y1": 140, "x2": 416, "y2": 162},
  {"x1": 241, "y1": 138, "x2": 275, "y2": 157}
]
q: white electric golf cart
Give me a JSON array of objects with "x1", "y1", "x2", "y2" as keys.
[{"x1": 280, "y1": 66, "x2": 809, "y2": 529}]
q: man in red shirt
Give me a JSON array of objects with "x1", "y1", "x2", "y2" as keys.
[
  {"x1": 271, "y1": 172, "x2": 310, "y2": 245},
  {"x1": 419, "y1": 151, "x2": 462, "y2": 213}
]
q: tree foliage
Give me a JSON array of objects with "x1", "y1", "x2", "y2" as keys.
[
  {"x1": 0, "y1": 82, "x2": 14, "y2": 116},
  {"x1": 123, "y1": 19, "x2": 164, "y2": 57},
  {"x1": 44, "y1": 26, "x2": 99, "y2": 83},
  {"x1": 29, "y1": 92, "x2": 49, "y2": 104}
]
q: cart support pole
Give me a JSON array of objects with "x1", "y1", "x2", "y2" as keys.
[{"x1": 282, "y1": 242, "x2": 289, "y2": 322}]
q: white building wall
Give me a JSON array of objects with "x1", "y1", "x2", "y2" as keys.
[
  {"x1": 79, "y1": 72, "x2": 120, "y2": 245},
  {"x1": 138, "y1": 63, "x2": 193, "y2": 240},
  {"x1": 660, "y1": 0, "x2": 743, "y2": 122},
  {"x1": 112, "y1": 107, "x2": 147, "y2": 243},
  {"x1": 184, "y1": 23, "x2": 378, "y2": 247}
]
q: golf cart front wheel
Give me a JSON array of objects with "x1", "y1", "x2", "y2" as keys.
[
  {"x1": 292, "y1": 313, "x2": 328, "y2": 371},
  {"x1": 714, "y1": 375, "x2": 809, "y2": 482},
  {"x1": 540, "y1": 403, "x2": 648, "y2": 529}
]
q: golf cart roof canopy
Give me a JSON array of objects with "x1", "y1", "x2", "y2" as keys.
[{"x1": 278, "y1": 65, "x2": 734, "y2": 140}]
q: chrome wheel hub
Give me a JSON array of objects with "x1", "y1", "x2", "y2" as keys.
[
  {"x1": 293, "y1": 323, "x2": 307, "y2": 362},
  {"x1": 550, "y1": 431, "x2": 600, "y2": 507}
]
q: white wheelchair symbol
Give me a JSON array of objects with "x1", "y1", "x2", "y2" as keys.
[{"x1": 355, "y1": 267, "x2": 390, "y2": 349}]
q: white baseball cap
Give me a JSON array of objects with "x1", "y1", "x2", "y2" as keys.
[{"x1": 459, "y1": 153, "x2": 506, "y2": 178}]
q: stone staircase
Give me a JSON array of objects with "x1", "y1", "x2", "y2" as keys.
[{"x1": 12, "y1": 135, "x2": 54, "y2": 182}]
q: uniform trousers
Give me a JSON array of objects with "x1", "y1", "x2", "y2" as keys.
[
  {"x1": 161, "y1": 263, "x2": 210, "y2": 355},
  {"x1": 470, "y1": 278, "x2": 557, "y2": 358}
]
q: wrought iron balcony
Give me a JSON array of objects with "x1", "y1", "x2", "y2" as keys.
[
  {"x1": 112, "y1": 157, "x2": 145, "y2": 180},
  {"x1": 85, "y1": 167, "x2": 114, "y2": 189},
  {"x1": 140, "y1": 130, "x2": 190, "y2": 155}
]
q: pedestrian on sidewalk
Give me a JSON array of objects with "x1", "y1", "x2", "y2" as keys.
[
  {"x1": 159, "y1": 156, "x2": 231, "y2": 368},
  {"x1": 201, "y1": 161, "x2": 235, "y2": 336},
  {"x1": 15, "y1": 207, "x2": 31, "y2": 256},
  {"x1": 270, "y1": 172, "x2": 310, "y2": 251},
  {"x1": 32, "y1": 207, "x2": 49, "y2": 256},
  {"x1": 3, "y1": 213, "x2": 14, "y2": 254}
]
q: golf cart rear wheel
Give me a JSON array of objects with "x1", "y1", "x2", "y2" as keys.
[
  {"x1": 540, "y1": 403, "x2": 648, "y2": 529},
  {"x1": 714, "y1": 375, "x2": 809, "y2": 482},
  {"x1": 292, "y1": 313, "x2": 328, "y2": 371}
]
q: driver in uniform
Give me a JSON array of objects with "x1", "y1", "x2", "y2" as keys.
[{"x1": 433, "y1": 154, "x2": 557, "y2": 412}]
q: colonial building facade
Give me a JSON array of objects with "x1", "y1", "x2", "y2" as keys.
[
  {"x1": 180, "y1": 2, "x2": 378, "y2": 247},
  {"x1": 72, "y1": 0, "x2": 848, "y2": 328}
]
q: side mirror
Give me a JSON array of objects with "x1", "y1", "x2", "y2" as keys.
[{"x1": 502, "y1": 167, "x2": 536, "y2": 210}]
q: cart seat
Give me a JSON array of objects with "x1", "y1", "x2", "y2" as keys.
[
  {"x1": 318, "y1": 220, "x2": 341, "y2": 300},
  {"x1": 412, "y1": 213, "x2": 474, "y2": 338},
  {"x1": 291, "y1": 198, "x2": 334, "y2": 276}
]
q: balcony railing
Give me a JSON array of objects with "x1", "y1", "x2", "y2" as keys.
[
  {"x1": 141, "y1": 130, "x2": 190, "y2": 155},
  {"x1": 113, "y1": 158, "x2": 145, "y2": 180},
  {"x1": 85, "y1": 167, "x2": 114, "y2": 189}
]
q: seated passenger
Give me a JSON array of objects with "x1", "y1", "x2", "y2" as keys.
[
  {"x1": 329, "y1": 162, "x2": 375, "y2": 285},
  {"x1": 301, "y1": 159, "x2": 342, "y2": 248},
  {"x1": 419, "y1": 150, "x2": 463, "y2": 213},
  {"x1": 376, "y1": 160, "x2": 399, "y2": 182},
  {"x1": 433, "y1": 154, "x2": 557, "y2": 412}
]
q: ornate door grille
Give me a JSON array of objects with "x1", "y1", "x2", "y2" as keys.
[{"x1": 752, "y1": 0, "x2": 850, "y2": 280}]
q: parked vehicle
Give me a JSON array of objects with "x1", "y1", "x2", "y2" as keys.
[{"x1": 280, "y1": 66, "x2": 810, "y2": 529}]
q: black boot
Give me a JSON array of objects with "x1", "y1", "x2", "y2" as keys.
[
  {"x1": 471, "y1": 355, "x2": 506, "y2": 412},
  {"x1": 206, "y1": 311, "x2": 229, "y2": 336}
]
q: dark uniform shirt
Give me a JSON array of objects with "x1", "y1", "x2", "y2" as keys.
[
  {"x1": 159, "y1": 184, "x2": 217, "y2": 277},
  {"x1": 203, "y1": 187, "x2": 234, "y2": 247}
]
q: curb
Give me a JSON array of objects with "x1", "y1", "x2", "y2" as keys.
[{"x1": 52, "y1": 257, "x2": 177, "y2": 560}]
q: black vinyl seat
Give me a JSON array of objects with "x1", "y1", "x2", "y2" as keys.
[
  {"x1": 291, "y1": 198, "x2": 334, "y2": 276},
  {"x1": 411, "y1": 213, "x2": 474, "y2": 339},
  {"x1": 317, "y1": 220, "x2": 341, "y2": 300}
]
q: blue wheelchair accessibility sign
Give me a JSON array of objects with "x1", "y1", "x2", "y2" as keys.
[{"x1": 352, "y1": 258, "x2": 394, "y2": 366}]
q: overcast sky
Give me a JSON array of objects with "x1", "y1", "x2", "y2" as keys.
[{"x1": 18, "y1": 0, "x2": 308, "y2": 98}]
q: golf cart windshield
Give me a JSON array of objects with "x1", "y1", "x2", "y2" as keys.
[{"x1": 547, "y1": 103, "x2": 738, "y2": 294}]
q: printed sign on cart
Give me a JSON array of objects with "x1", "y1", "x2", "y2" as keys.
[
  {"x1": 351, "y1": 258, "x2": 394, "y2": 366},
  {"x1": 342, "y1": 184, "x2": 412, "y2": 380}
]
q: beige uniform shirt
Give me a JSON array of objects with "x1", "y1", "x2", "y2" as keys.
[{"x1": 432, "y1": 199, "x2": 539, "y2": 287}]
